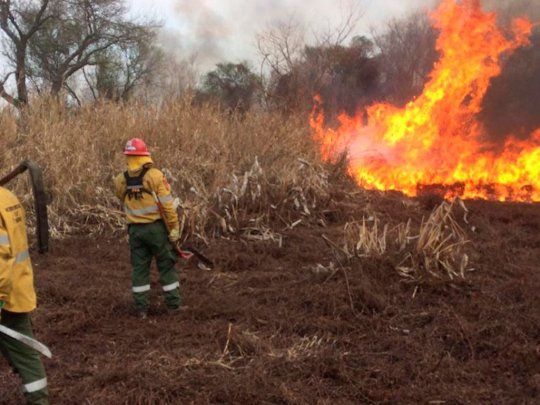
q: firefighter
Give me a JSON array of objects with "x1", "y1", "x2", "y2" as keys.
[
  {"x1": 114, "y1": 138, "x2": 182, "y2": 319},
  {"x1": 0, "y1": 186, "x2": 49, "y2": 405}
]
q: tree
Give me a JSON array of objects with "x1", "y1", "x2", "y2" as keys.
[
  {"x1": 256, "y1": 16, "x2": 305, "y2": 78},
  {"x1": 269, "y1": 36, "x2": 378, "y2": 115},
  {"x1": 83, "y1": 34, "x2": 163, "y2": 102},
  {"x1": 374, "y1": 12, "x2": 439, "y2": 105},
  {"x1": 256, "y1": 0, "x2": 363, "y2": 78},
  {"x1": 27, "y1": 0, "x2": 154, "y2": 97},
  {"x1": 198, "y1": 62, "x2": 261, "y2": 113},
  {"x1": 0, "y1": 0, "x2": 156, "y2": 106},
  {"x1": 0, "y1": 0, "x2": 52, "y2": 106},
  {"x1": 306, "y1": 37, "x2": 379, "y2": 115},
  {"x1": 256, "y1": 2, "x2": 369, "y2": 113}
]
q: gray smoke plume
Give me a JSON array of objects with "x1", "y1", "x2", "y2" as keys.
[
  {"x1": 137, "y1": 0, "x2": 538, "y2": 70},
  {"x1": 172, "y1": 0, "x2": 231, "y2": 67},
  {"x1": 164, "y1": 0, "x2": 443, "y2": 70}
]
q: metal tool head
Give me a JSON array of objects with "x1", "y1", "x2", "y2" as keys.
[{"x1": 0, "y1": 160, "x2": 49, "y2": 253}]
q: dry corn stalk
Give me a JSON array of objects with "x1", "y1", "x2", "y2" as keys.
[
  {"x1": 344, "y1": 217, "x2": 388, "y2": 258},
  {"x1": 397, "y1": 199, "x2": 471, "y2": 282},
  {"x1": 284, "y1": 159, "x2": 330, "y2": 216},
  {"x1": 343, "y1": 199, "x2": 472, "y2": 284}
]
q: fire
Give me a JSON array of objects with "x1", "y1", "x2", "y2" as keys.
[{"x1": 310, "y1": 0, "x2": 540, "y2": 201}]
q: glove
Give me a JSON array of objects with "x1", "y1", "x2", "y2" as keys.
[{"x1": 169, "y1": 228, "x2": 180, "y2": 243}]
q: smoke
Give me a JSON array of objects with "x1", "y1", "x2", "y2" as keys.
[
  {"x1": 170, "y1": 0, "x2": 340, "y2": 68},
  {"x1": 164, "y1": 0, "x2": 444, "y2": 70},
  {"x1": 135, "y1": 1, "x2": 538, "y2": 70},
  {"x1": 483, "y1": 0, "x2": 540, "y2": 21},
  {"x1": 479, "y1": 0, "x2": 540, "y2": 140},
  {"x1": 172, "y1": 0, "x2": 231, "y2": 67},
  {"x1": 480, "y1": 28, "x2": 540, "y2": 141}
]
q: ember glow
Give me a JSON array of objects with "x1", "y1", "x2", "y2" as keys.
[{"x1": 310, "y1": 0, "x2": 540, "y2": 201}]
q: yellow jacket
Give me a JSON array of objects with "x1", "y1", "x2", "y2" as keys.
[
  {"x1": 0, "y1": 187, "x2": 37, "y2": 313},
  {"x1": 114, "y1": 159, "x2": 179, "y2": 229}
]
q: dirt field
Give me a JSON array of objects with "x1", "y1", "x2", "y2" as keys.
[{"x1": 1, "y1": 195, "x2": 539, "y2": 404}]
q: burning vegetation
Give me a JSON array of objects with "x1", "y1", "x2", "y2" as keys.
[{"x1": 311, "y1": 0, "x2": 540, "y2": 202}]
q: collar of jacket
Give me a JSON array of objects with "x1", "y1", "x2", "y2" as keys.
[{"x1": 126, "y1": 156, "x2": 154, "y2": 173}]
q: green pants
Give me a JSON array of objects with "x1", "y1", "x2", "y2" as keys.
[
  {"x1": 128, "y1": 221, "x2": 181, "y2": 311},
  {"x1": 0, "y1": 311, "x2": 49, "y2": 405}
]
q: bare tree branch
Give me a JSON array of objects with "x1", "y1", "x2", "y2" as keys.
[
  {"x1": 82, "y1": 66, "x2": 98, "y2": 101},
  {"x1": 0, "y1": 70, "x2": 16, "y2": 104},
  {"x1": 26, "y1": 0, "x2": 50, "y2": 37},
  {"x1": 315, "y1": 0, "x2": 363, "y2": 47},
  {"x1": 64, "y1": 81, "x2": 81, "y2": 106},
  {"x1": 256, "y1": 16, "x2": 305, "y2": 76}
]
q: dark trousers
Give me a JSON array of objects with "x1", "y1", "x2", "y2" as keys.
[
  {"x1": 129, "y1": 221, "x2": 181, "y2": 310},
  {"x1": 0, "y1": 310, "x2": 49, "y2": 405}
]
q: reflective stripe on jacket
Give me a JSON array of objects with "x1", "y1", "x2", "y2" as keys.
[
  {"x1": 114, "y1": 165, "x2": 179, "y2": 228},
  {"x1": 0, "y1": 187, "x2": 37, "y2": 313}
]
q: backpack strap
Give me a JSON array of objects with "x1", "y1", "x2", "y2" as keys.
[{"x1": 123, "y1": 165, "x2": 153, "y2": 201}]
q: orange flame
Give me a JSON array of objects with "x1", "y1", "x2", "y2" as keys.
[{"x1": 310, "y1": 0, "x2": 540, "y2": 201}]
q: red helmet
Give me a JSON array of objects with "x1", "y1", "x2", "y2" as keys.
[{"x1": 123, "y1": 138, "x2": 150, "y2": 156}]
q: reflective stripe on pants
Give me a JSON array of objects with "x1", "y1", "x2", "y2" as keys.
[
  {"x1": 162, "y1": 281, "x2": 179, "y2": 292},
  {"x1": 23, "y1": 377, "x2": 47, "y2": 393},
  {"x1": 132, "y1": 284, "x2": 151, "y2": 293}
]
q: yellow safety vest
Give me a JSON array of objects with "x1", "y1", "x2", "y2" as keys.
[
  {"x1": 114, "y1": 165, "x2": 179, "y2": 228},
  {"x1": 0, "y1": 187, "x2": 37, "y2": 313}
]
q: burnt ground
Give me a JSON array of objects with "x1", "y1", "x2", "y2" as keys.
[{"x1": 1, "y1": 196, "x2": 539, "y2": 404}]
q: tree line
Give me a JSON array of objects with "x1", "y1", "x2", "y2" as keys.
[{"x1": 0, "y1": 0, "x2": 538, "y2": 137}]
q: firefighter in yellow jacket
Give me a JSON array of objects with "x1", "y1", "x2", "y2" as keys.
[
  {"x1": 114, "y1": 138, "x2": 182, "y2": 319},
  {"x1": 0, "y1": 186, "x2": 49, "y2": 404}
]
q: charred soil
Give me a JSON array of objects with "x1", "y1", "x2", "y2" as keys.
[{"x1": 1, "y1": 196, "x2": 539, "y2": 404}]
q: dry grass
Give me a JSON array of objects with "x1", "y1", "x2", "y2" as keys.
[
  {"x1": 397, "y1": 199, "x2": 471, "y2": 283},
  {"x1": 1, "y1": 97, "x2": 331, "y2": 240},
  {"x1": 344, "y1": 217, "x2": 389, "y2": 258},
  {"x1": 343, "y1": 199, "x2": 472, "y2": 284}
]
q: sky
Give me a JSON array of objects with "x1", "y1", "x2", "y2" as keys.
[{"x1": 127, "y1": 0, "x2": 439, "y2": 70}]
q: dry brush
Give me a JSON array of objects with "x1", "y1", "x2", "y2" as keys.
[
  {"x1": 342, "y1": 198, "x2": 473, "y2": 285},
  {"x1": 1, "y1": 97, "x2": 333, "y2": 241}
]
